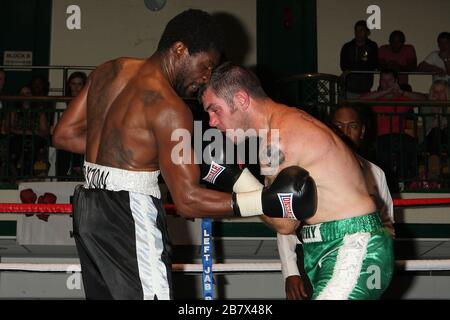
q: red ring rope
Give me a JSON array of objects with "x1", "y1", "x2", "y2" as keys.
[
  {"x1": 392, "y1": 198, "x2": 450, "y2": 207},
  {"x1": 0, "y1": 203, "x2": 177, "y2": 215},
  {"x1": 0, "y1": 198, "x2": 448, "y2": 214}
]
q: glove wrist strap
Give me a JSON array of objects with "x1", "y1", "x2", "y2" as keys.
[{"x1": 233, "y1": 190, "x2": 263, "y2": 217}]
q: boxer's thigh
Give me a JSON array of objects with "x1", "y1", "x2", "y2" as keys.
[{"x1": 311, "y1": 231, "x2": 393, "y2": 300}]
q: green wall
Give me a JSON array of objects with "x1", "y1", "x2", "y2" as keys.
[
  {"x1": 0, "y1": 0, "x2": 52, "y2": 94},
  {"x1": 257, "y1": 0, "x2": 317, "y2": 85}
]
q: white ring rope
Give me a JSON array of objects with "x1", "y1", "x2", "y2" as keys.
[{"x1": 1, "y1": 260, "x2": 450, "y2": 273}]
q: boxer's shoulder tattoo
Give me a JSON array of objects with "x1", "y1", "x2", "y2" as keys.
[
  {"x1": 268, "y1": 143, "x2": 286, "y2": 166},
  {"x1": 90, "y1": 61, "x2": 120, "y2": 98},
  {"x1": 260, "y1": 142, "x2": 286, "y2": 168},
  {"x1": 97, "y1": 128, "x2": 133, "y2": 167},
  {"x1": 141, "y1": 90, "x2": 162, "y2": 107},
  {"x1": 87, "y1": 61, "x2": 121, "y2": 127}
]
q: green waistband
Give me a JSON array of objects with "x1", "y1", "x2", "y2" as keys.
[{"x1": 301, "y1": 213, "x2": 382, "y2": 243}]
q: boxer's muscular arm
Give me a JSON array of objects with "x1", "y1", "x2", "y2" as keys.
[
  {"x1": 153, "y1": 102, "x2": 235, "y2": 219},
  {"x1": 53, "y1": 76, "x2": 91, "y2": 154}
]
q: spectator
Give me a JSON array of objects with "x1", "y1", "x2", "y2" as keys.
[
  {"x1": 423, "y1": 80, "x2": 450, "y2": 184},
  {"x1": 0, "y1": 69, "x2": 6, "y2": 101},
  {"x1": 0, "y1": 69, "x2": 9, "y2": 125},
  {"x1": 54, "y1": 72, "x2": 87, "y2": 178},
  {"x1": 0, "y1": 69, "x2": 6, "y2": 97},
  {"x1": 0, "y1": 70, "x2": 9, "y2": 179},
  {"x1": 30, "y1": 74, "x2": 53, "y2": 123},
  {"x1": 418, "y1": 32, "x2": 450, "y2": 84},
  {"x1": 66, "y1": 71, "x2": 87, "y2": 97},
  {"x1": 30, "y1": 74, "x2": 50, "y2": 97},
  {"x1": 360, "y1": 69, "x2": 426, "y2": 190},
  {"x1": 379, "y1": 30, "x2": 417, "y2": 85},
  {"x1": 340, "y1": 20, "x2": 378, "y2": 98},
  {"x1": 361, "y1": 69, "x2": 425, "y2": 134},
  {"x1": 9, "y1": 85, "x2": 50, "y2": 178},
  {"x1": 0, "y1": 69, "x2": 8, "y2": 132}
]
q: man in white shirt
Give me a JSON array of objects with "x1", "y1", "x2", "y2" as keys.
[
  {"x1": 277, "y1": 104, "x2": 395, "y2": 299},
  {"x1": 418, "y1": 32, "x2": 450, "y2": 84}
]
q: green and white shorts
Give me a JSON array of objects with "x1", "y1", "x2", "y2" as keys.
[{"x1": 300, "y1": 213, "x2": 394, "y2": 300}]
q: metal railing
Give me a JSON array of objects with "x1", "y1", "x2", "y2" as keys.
[
  {"x1": 1, "y1": 69, "x2": 449, "y2": 192},
  {"x1": 339, "y1": 70, "x2": 441, "y2": 99},
  {"x1": 0, "y1": 95, "x2": 202, "y2": 186},
  {"x1": 0, "y1": 65, "x2": 95, "y2": 95},
  {"x1": 338, "y1": 100, "x2": 449, "y2": 191},
  {"x1": 276, "y1": 73, "x2": 340, "y2": 119},
  {"x1": 276, "y1": 71, "x2": 450, "y2": 192}
]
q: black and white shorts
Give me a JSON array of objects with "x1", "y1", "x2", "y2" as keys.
[{"x1": 72, "y1": 162, "x2": 171, "y2": 300}]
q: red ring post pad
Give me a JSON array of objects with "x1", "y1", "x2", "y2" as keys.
[{"x1": 0, "y1": 203, "x2": 178, "y2": 215}]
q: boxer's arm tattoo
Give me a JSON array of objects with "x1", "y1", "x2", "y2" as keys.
[
  {"x1": 141, "y1": 90, "x2": 162, "y2": 107},
  {"x1": 87, "y1": 61, "x2": 120, "y2": 129}
]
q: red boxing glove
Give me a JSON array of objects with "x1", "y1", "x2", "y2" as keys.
[
  {"x1": 38, "y1": 192, "x2": 57, "y2": 204},
  {"x1": 20, "y1": 188, "x2": 37, "y2": 217},
  {"x1": 20, "y1": 188, "x2": 37, "y2": 204},
  {"x1": 36, "y1": 193, "x2": 57, "y2": 222}
]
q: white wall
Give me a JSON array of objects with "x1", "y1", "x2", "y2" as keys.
[
  {"x1": 50, "y1": 0, "x2": 448, "y2": 93},
  {"x1": 49, "y1": 0, "x2": 256, "y2": 92},
  {"x1": 50, "y1": 0, "x2": 256, "y2": 66},
  {"x1": 317, "y1": 0, "x2": 450, "y2": 92}
]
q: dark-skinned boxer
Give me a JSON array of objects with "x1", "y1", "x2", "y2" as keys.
[{"x1": 53, "y1": 10, "x2": 314, "y2": 300}]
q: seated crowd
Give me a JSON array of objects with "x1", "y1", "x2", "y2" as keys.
[
  {"x1": 0, "y1": 72, "x2": 87, "y2": 182},
  {"x1": 0, "y1": 24, "x2": 449, "y2": 193},
  {"x1": 340, "y1": 22, "x2": 449, "y2": 190}
]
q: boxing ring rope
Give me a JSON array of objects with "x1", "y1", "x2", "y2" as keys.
[
  {"x1": 1, "y1": 260, "x2": 450, "y2": 273},
  {"x1": 1, "y1": 198, "x2": 450, "y2": 274},
  {"x1": 2, "y1": 197, "x2": 450, "y2": 214},
  {"x1": 0, "y1": 203, "x2": 177, "y2": 215}
]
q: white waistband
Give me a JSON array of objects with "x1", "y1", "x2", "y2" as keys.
[{"x1": 83, "y1": 161, "x2": 161, "y2": 198}]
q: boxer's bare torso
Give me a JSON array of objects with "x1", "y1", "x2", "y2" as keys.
[
  {"x1": 53, "y1": 49, "x2": 239, "y2": 217},
  {"x1": 86, "y1": 57, "x2": 179, "y2": 171},
  {"x1": 260, "y1": 103, "x2": 376, "y2": 231},
  {"x1": 60, "y1": 51, "x2": 218, "y2": 172}
]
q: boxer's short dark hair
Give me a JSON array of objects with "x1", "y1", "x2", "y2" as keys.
[
  {"x1": 157, "y1": 9, "x2": 224, "y2": 55},
  {"x1": 199, "y1": 62, "x2": 267, "y2": 107}
]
